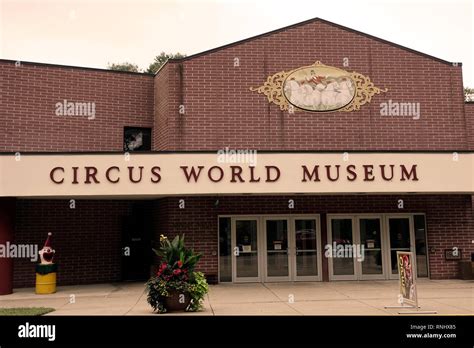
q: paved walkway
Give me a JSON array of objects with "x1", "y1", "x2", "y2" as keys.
[{"x1": 0, "y1": 279, "x2": 472, "y2": 315}]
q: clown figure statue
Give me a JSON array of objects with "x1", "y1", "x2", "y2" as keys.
[
  {"x1": 35, "y1": 232, "x2": 58, "y2": 294},
  {"x1": 39, "y1": 232, "x2": 55, "y2": 265}
]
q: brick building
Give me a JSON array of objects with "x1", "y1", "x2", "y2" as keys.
[{"x1": 0, "y1": 18, "x2": 473, "y2": 292}]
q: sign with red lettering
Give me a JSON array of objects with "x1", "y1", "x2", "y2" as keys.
[
  {"x1": 48, "y1": 164, "x2": 418, "y2": 185},
  {"x1": 1, "y1": 152, "x2": 472, "y2": 198},
  {"x1": 397, "y1": 251, "x2": 417, "y2": 307}
]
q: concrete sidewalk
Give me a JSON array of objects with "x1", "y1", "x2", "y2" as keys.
[{"x1": 0, "y1": 279, "x2": 472, "y2": 315}]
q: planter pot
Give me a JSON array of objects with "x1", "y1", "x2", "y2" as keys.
[{"x1": 164, "y1": 291, "x2": 191, "y2": 312}]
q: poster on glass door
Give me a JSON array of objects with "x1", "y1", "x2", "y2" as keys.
[{"x1": 397, "y1": 251, "x2": 418, "y2": 307}]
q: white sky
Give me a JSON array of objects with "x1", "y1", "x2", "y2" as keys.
[{"x1": 0, "y1": 0, "x2": 473, "y2": 86}]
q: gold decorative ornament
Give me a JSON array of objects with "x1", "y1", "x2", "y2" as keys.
[{"x1": 250, "y1": 61, "x2": 387, "y2": 112}]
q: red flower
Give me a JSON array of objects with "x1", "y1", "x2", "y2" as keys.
[
  {"x1": 173, "y1": 269, "x2": 182, "y2": 276},
  {"x1": 177, "y1": 261, "x2": 183, "y2": 268}
]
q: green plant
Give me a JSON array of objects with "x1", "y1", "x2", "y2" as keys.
[
  {"x1": 188, "y1": 271, "x2": 209, "y2": 312},
  {"x1": 146, "y1": 234, "x2": 208, "y2": 313},
  {"x1": 147, "y1": 52, "x2": 186, "y2": 74},
  {"x1": 152, "y1": 234, "x2": 202, "y2": 273},
  {"x1": 465, "y1": 87, "x2": 474, "y2": 102},
  {"x1": 106, "y1": 62, "x2": 140, "y2": 72},
  {"x1": 0, "y1": 307, "x2": 55, "y2": 316}
]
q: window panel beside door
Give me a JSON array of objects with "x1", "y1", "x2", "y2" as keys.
[
  {"x1": 218, "y1": 217, "x2": 232, "y2": 282},
  {"x1": 414, "y1": 215, "x2": 428, "y2": 278},
  {"x1": 388, "y1": 218, "x2": 411, "y2": 275}
]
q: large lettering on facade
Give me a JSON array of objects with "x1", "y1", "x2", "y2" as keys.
[{"x1": 49, "y1": 164, "x2": 418, "y2": 185}]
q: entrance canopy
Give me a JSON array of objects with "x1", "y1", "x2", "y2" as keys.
[{"x1": 0, "y1": 152, "x2": 473, "y2": 197}]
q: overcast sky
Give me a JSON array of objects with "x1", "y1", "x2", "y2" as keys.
[{"x1": 1, "y1": 0, "x2": 472, "y2": 86}]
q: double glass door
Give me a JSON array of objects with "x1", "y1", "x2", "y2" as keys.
[
  {"x1": 328, "y1": 215, "x2": 415, "y2": 280},
  {"x1": 232, "y1": 216, "x2": 321, "y2": 282}
]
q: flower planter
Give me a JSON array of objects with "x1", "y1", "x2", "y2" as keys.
[
  {"x1": 164, "y1": 291, "x2": 191, "y2": 312},
  {"x1": 146, "y1": 235, "x2": 209, "y2": 313}
]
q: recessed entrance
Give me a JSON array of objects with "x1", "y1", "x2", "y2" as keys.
[
  {"x1": 219, "y1": 213, "x2": 427, "y2": 283},
  {"x1": 225, "y1": 215, "x2": 322, "y2": 283},
  {"x1": 328, "y1": 215, "x2": 385, "y2": 280},
  {"x1": 327, "y1": 214, "x2": 423, "y2": 281}
]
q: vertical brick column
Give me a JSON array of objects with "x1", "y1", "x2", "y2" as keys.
[{"x1": 0, "y1": 198, "x2": 16, "y2": 295}]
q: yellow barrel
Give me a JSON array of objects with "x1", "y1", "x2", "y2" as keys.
[{"x1": 35, "y1": 272, "x2": 57, "y2": 294}]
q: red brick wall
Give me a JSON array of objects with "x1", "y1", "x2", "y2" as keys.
[
  {"x1": 152, "y1": 198, "x2": 218, "y2": 283},
  {"x1": 154, "y1": 194, "x2": 474, "y2": 281},
  {"x1": 466, "y1": 103, "x2": 474, "y2": 150},
  {"x1": 156, "y1": 19, "x2": 469, "y2": 151},
  {"x1": 13, "y1": 200, "x2": 135, "y2": 287},
  {"x1": 2, "y1": 20, "x2": 471, "y2": 152},
  {"x1": 12, "y1": 194, "x2": 473, "y2": 287},
  {"x1": 3, "y1": 19, "x2": 473, "y2": 287},
  {"x1": 153, "y1": 64, "x2": 170, "y2": 150},
  {"x1": 153, "y1": 63, "x2": 185, "y2": 150},
  {"x1": 0, "y1": 61, "x2": 154, "y2": 152}
]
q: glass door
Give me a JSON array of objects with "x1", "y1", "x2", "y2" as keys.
[
  {"x1": 386, "y1": 216, "x2": 415, "y2": 280},
  {"x1": 264, "y1": 218, "x2": 290, "y2": 281},
  {"x1": 232, "y1": 218, "x2": 260, "y2": 282},
  {"x1": 357, "y1": 217, "x2": 385, "y2": 280},
  {"x1": 328, "y1": 217, "x2": 357, "y2": 280},
  {"x1": 292, "y1": 217, "x2": 321, "y2": 281}
]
